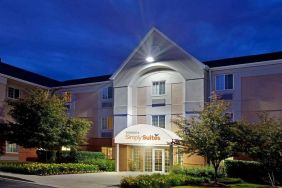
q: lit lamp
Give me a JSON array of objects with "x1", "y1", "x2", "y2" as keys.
[{"x1": 145, "y1": 56, "x2": 154, "y2": 63}]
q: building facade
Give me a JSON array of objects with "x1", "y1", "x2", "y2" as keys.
[{"x1": 0, "y1": 28, "x2": 281, "y2": 172}]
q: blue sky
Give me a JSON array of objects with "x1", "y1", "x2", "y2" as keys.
[{"x1": 0, "y1": 0, "x2": 281, "y2": 80}]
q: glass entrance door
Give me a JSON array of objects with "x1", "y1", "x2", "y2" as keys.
[{"x1": 152, "y1": 149, "x2": 165, "y2": 172}]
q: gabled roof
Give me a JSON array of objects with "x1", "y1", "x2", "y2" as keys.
[
  {"x1": 58, "y1": 74, "x2": 111, "y2": 86},
  {"x1": 204, "y1": 51, "x2": 282, "y2": 68},
  {"x1": 0, "y1": 60, "x2": 59, "y2": 87},
  {"x1": 110, "y1": 27, "x2": 205, "y2": 80}
]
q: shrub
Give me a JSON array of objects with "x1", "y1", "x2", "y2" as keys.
[
  {"x1": 170, "y1": 165, "x2": 224, "y2": 179},
  {"x1": 83, "y1": 159, "x2": 115, "y2": 171},
  {"x1": 120, "y1": 173, "x2": 209, "y2": 188},
  {"x1": 37, "y1": 150, "x2": 106, "y2": 163},
  {"x1": 225, "y1": 160, "x2": 264, "y2": 183},
  {"x1": 0, "y1": 161, "x2": 98, "y2": 175},
  {"x1": 224, "y1": 160, "x2": 282, "y2": 184}
]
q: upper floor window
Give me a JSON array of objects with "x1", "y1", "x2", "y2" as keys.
[
  {"x1": 7, "y1": 87, "x2": 20, "y2": 99},
  {"x1": 101, "y1": 116, "x2": 113, "y2": 130},
  {"x1": 215, "y1": 74, "x2": 233, "y2": 91},
  {"x1": 102, "y1": 87, "x2": 113, "y2": 99},
  {"x1": 152, "y1": 81, "x2": 165, "y2": 96},
  {"x1": 152, "y1": 115, "x2": 165, "y2": 128},
  {"x1": 225, "y1": 112, "x2": 234, "y2": 122},
  {"x1": 63, "y1": 92, "x2": 72, "y2": 103},
  {"x1": 6, "y1": 141, "x2": 18, "y2": 153}
]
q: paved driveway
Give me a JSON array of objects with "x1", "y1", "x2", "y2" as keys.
[
  {"x1": 0, "y1": 177, "x2": 53, "y2": 188},
  {"x1": 0, "y1": 172, "x2": 151, "y2": 188}
]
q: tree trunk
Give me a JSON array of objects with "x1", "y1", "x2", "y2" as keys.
[
  {"x1": 212, "y1": 162, "x2": 220, "y2": 183},
  {"x1": 268, "y1": 171, "x2": 276, "y2": 187}
]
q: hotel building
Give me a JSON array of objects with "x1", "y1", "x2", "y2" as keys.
[{"x1": 0, "y1": 28, "x2": 281, "y2": 172}]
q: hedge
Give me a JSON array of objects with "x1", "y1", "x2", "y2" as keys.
[
  {"x1": 83, "y1": 159, "x2": 115, "y2": 171},
  {"x1": 224, "y1": 160, "x2": 282, "y2": 184},
  {"x1": 0, "y1": 162, "x2": 98, "y2": 175},
  {"x1": 37, "y1": 150, "x2": 106, "y2": 163},
  {"x1": 120, "y1": 173, "x2": 209, "y2": 188},
  {"x1": 170, "y1": 165, "x2": 224, "y2": 179}
]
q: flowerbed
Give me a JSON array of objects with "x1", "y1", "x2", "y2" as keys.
[
  {"x1": 120, "y1": 173, "x2": 209, "y2": 188},
  {"x1": 0, "y1": 162, "x2": 98, "y2": 175}
]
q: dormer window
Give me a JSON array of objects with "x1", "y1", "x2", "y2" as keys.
[
  {"x1": 7, "y1": 87, "x2": 20, "y2": 99},
  {"x1": 152, "y1": 81, "x2": 165, "y2": 96}
]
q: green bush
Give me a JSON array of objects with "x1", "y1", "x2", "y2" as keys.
[
  {"x1": 37, "y1": 150, "x2": 106, "y2": 163},
  {"x1": 225, "y1": 160, "x2": 265, "y2": 183},
  {"x1": 83, "y1": 159, "x2": 115, "y2": 171},
  {"x1": 224, "y1": 160, "x2": 282, "y2": 184},
  {"x1": 0, "y1": 161, "x2": 98, "y2": 175},
  {"x1": 170, "y1": 165, "x2": 224, "y2": 179},
  {"x1": 120, "y1": 173, "x2": 209, "y2": 188}
]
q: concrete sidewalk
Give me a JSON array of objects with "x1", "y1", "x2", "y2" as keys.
[{"x1": 0, "y1": 171, "x2": 151, "y2": 188}]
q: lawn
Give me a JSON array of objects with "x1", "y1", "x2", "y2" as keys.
[{"x1": 173, "y1": 183, "x2": 275, "y2": 188}]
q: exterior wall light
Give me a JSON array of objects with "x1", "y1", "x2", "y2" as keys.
[{"x1": 146, "y1": 56, "x2": 154, "y2": 63}]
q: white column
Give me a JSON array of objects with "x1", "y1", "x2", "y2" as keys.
[{"x1": 116, "y1": 143, "x2": 119, "y2": 172}]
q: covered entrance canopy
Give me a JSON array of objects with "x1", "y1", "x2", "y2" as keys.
[
  {"x1": 114, "y1": 124, "x2": 181, "y2": 145},
  {"x1": 114, "y1": 124, "x2": 182, "y2": 172}
]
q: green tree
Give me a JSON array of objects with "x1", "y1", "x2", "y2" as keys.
[
  {"x1": 236, "y1": 114, "x2": 282, "y2": 187},
  {"x1": 174, "y1": 92, "x2": 237, "y2": 182},
  {"x1": 1, "y1": 89, "x2": 91, "y2": 153}
]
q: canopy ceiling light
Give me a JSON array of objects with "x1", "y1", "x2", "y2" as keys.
[{"x1": 145, "y1": 56, "x2": 154, "y2": 63}]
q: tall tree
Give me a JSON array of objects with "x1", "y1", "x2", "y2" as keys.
[
  {"x1": 1, "y1": 89, "x2": 91, "y2": 151},
  {"x1": 174, "y1": 92, "x2": 237, "y2": 182},
  {"x1": 236, "y1": 114, "x2": 282, "y2": 187}
]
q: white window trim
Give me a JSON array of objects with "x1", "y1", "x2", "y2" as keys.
[
  {"x1": 215, "y1": 74, "x2": 234, "y2": 91},
  {"x1": 7, "y1": 86, "x2": 21, "y2": 99},
  {"x1": 5, "y1": 141, "x2": 19, "y2": 154},
  {"x1": 151, "y1": 115, "x2": 166, "y2": 128},
  {"x1": 101, "y1": 116, "x2": 113, "y2": 130},
  {"x1": 152, "y1": 81, "x2": 166, "y2": 96},
  {"x1": 102, "y1": 87, "x2": 113, "y2": 100}
]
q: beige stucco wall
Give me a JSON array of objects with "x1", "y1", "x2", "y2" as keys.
[{"x1": 241, "y1": 73, "x2": 282, "y2": 122}]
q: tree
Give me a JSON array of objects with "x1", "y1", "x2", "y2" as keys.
[
  {"x1": 173, "y1": 92, "x2": 237, "y2": 182},
  {"x1": 236, "y1": 114, "x2": 282, "y2": 187},
  {"x1": 1, "y1": 89, "x2": 91, "y2": 152}
]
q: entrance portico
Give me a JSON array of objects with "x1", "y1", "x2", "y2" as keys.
[{"x1": 114, "y1": 124, "x2": 181, "y2": 172}]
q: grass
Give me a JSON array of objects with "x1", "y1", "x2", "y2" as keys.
[{"x1": 172, "y1": 183, "x2": 273, "y2": 188}]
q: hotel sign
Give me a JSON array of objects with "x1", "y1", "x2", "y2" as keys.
[
  {"x1": 114, "y1": 124, "x2": 181, "y2": 145},
  {"x1": 125, "y1": 131, "x2": 161, "y2": 142}
]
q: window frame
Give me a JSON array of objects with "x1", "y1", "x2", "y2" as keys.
[
  {"x1": 102, "y1": 87, "x2": 113, "y2": 100},
  {"x1": 5, "y1": 141, "x2": 18, "y2": 154},
  {"x1": 7, "y1": 87, "x2": 20, "y2": 99},
  {"x1": 215, "y1": 74, "x2": 234, "y2": 91},
  {"x1": 101, "y1": 116, "x2": 113, "y2": 130},
  {"x1": 151, "y1": 115, "x2": 166, "y2": 128},
  {"x1": 152, "y1": 81, "x2": 166, "y2": 96}
]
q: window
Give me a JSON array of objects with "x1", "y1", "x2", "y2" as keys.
[
  {"x1": 6, "y1": 142, "x2": 18, "y2": 153},
  {"x1": 101, "y1": 147, "x2": 113, "y2": 159},
  {"x1": 63, "y1": 92, "x2": 72, "y2": 103},
  {"x1": 215, "y1": 74, "x2": 233, "y2": 90},
  {"x1": 102, "y1": 87, "x2": 113, "y2": 99},
  {"x1": 7, "y1": 87, "x2": 20, "y2": 99},
  {"x1": 152, "y1": 115, "x2": 165, "y2": 128},
  {"x1": 101, "y1": 116, "x2": 113, "y2": 130},
  {"x1": 225, "y1": 112, "x2": 234, "y2": 122},
  {"x1": 152, "y1": 81, "x2": 165, "y2": 96}
]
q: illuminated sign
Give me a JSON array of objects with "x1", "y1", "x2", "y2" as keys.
[{"x1": 125, "y1": 131, "x2": 161, "y2": 142}]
